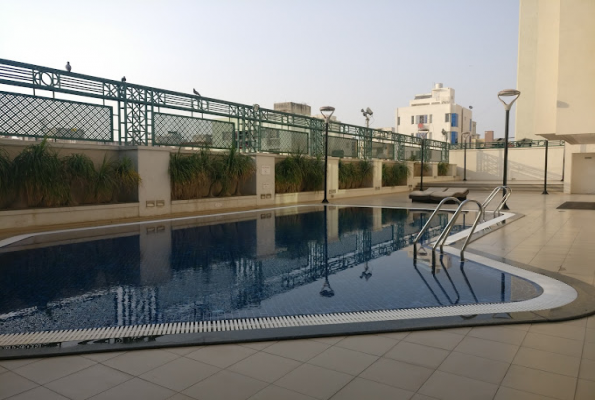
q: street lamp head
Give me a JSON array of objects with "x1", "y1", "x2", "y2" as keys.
[
  {"x1": 498, "y1": 89, "x2": 521, "y2": 110},
  {"x1": 320, "y1": 106, "x2": 335, "y2": 123}
]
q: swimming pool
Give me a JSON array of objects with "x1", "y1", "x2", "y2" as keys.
[{"x1": 0, "y1": 205, "x2": 580, "y2": 356}]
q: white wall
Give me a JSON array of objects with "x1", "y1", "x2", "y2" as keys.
[
  {"x1": 516, "y1": 0, "x2": 595, "y2": 143},
  {"x1": 449, "y1": 146, "x2": 564, "y2": 181}
]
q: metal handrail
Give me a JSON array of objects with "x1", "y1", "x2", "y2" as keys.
[
  {"x1": 412, "y1": 197, "x2": 461, "y2": 260},
  {"x1": 482, "y1": 186, "x2": 511, "y2": 215},
  {"x1": 414, "y1": 185, "x2": 512, "y2": 266},
  {"x1": 432, "y1": 199, "x2": 484, "y2": 263}
]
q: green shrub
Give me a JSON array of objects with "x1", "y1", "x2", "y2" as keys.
[
  {"x1": 382, "y1": 162, "x2": 409, "y2": 187},
  {"x1": 11, "y1": 138, "x2": 70, "y2": 207},
  {"x1": 275, "y1": 153, "x2": 323, "y2": 193},
  {"x1": 114, "y1": 156, "x2": 142, "y2": 199},
  {"x1": 438, "y1": 162, "x2": 449, "y2": 176},
  {"x1": 0, "y1": 148, "x2": 11, "y2": 196},
  {"x1": 1, "y1": 140, "x2": 141, "y2": 209},
  {"x1": 94, "y1": 156, "x2": 117, "y2": 203},
  {"x1": 219, "y1": 146, "x2": 256, "y2": 196},
  {"x1": 64, "y1": 153, "x2": 96, "y2": 204},
  {"x1": 339, "y1": 160, "x2": 373, "y2": 189},
  {"x1": 169, "y1": 147, "x2": 255, "y2": 200}
]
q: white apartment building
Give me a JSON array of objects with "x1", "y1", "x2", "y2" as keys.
[{"x1": 395, "y1": 84, "x2": 473, "y2": 144}]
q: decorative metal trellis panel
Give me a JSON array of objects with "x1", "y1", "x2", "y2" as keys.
[
  {"x1": 403, "y1": 145, "x2": 422, "y2": 161},
  {"x1": 259, "y1": 127, "x2": 309, "y2": 154},
  {"x1": 0, "y1": 58, "x2": 453, "y2": 162},
  {"x1": 371, "y1": 141, "x2": 395, "y2": 160},
  {"x1": 328, "y1": 136, "x2": 358, "y2": 158},
  {"x1": 450, "y1": 139, "x2": 565, "y2": 150},
  {"x1": 0, "y1": 91, "x2": 113, "y2": 141},
  {"x1": 153, "y1": 113, "x2": 235, "y2": 149}
]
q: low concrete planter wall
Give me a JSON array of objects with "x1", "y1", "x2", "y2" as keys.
[
  {"x1": 275, "y1": 191, "x2": 322, "y2": 205},
  {"x1": 0, "y1": 203, "x2": 139, "y2": 231},
  {"x1": 171, "y1": 196, "x2": 258, "y2": 214}
]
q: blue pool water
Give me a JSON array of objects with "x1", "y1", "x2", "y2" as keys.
[{"x1": 0, "y1": 206, "x2": 542, "y2": 335}]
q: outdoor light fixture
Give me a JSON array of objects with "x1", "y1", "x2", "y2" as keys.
[
  {"x1": 320, "y1": 106, "x2": 335, "y2": 204},
  {"x1": 497, "y1": 89, "x2": 521, "y2": 209}
]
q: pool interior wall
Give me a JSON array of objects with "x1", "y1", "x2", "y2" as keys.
[{"x1": 0, "y1": 205, "x2": 593, "y2": 359}]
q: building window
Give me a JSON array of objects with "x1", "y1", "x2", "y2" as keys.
[
  {"x1": 469, "y1": 119, "x2": 472, "y2": 131},
  {"x1": 451, "y1": 131, "x2": 458, "y2": 144},
  {"x1": 411, "y1": 116, "x2": 414, "y2": 124},
  {"x1": 451, "y1": 113, "x2": 458, "y2": 127},
  {"x1": 397, "y1": 117, "x2": 400, "y2": 126},
  {"x1": 445, "y1": 113, "x2": 450, "y2": 123},
  {"x1": 430, "y1": 114, "x2": 433, "y2": 123}
]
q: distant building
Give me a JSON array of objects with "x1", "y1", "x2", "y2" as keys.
[
  {"x1": 395, "y1": 84, "x2": 473, "y2": 144},
  {"x1": 273, "y1": 102, "x2": 311, "y2": 116},
  {"x1": 484, "y1": 131, "x2": 494, "y2": 142}
]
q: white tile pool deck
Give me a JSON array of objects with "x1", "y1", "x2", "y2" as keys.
[{"x1": 1, "y1": 190, "x2": 595, "y2": 400}]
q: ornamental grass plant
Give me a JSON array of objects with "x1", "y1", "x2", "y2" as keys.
[
  {"x1": 0, "y1": 139, "x2": 142, "y2": 209},
  {"x1": 275, "y1": 153, "x2": 323, "y2": 193},
  {"x1": 382, "y1": 162, "x2": 409, "y2": 187},
  {"x1": 169, "y1": 147, "x2": 255, "y2": 200},
  {"x1": 338, "y1": 159, "x2": 374, "y2": 189}
]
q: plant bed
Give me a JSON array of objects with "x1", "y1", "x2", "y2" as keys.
[
  {"x1": 169, "y1": 147, "x2": 256, "y2": 200},
  {"x1": 275, "y1": 153, "x2": 323, "y2": 194},
  {"x1": 0, "y1": 138, "x2": 141, "y2": 210},
  {"x1": 382, "y1": 162, "x2": 410, "y2": 187},
  {"x1": 338, "y1": 159, "x2": 373, "y2": 189}
]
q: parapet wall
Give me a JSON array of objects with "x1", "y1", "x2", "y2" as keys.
[{"x1": 449, "y1": 146, "x2": 564, "y2": 181}]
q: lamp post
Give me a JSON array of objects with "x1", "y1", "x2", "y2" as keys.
[
  {"x1": 462, "y1": 132, "x2": 471, "y2": 181},
  {"x1": 320, "y1": 106, "x2": 335, "y2": 204},
  {"x1": 497, "y1": 89, "x2": 521, "y2": 210},
  {"x1": 542, "y1": 140, "x2": 549, "y2": 195}
]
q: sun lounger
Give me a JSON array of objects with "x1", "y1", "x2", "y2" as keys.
[
  {"x1": 409, "y1": 187, "x2": 447, "y2": 202},
  {"x1": 429, "y1": 188, "x2": 469, "y2": 202}
]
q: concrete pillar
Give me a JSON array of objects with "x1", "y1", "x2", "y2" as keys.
[
  {"x1": 431, "y1": 163, "x2": 438, "y2": 178},
  {"x1": 255, "y1": 154, "x2": 276, "y2": 207},
  {"x1": 328, "y1": 158, "x2": 339, "y2": 199},
  {"x1": 406, "y1": 161, "x2": 416, "y2": 190},
  {"x1": 373, "y1": 159, "x2": 382, "y2": 190},
  {"x1": 124, "y1": 146, "x2": 172, "y2": 217}
]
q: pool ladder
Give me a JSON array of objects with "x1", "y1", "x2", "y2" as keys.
[{"x1": 413, "y1": 186, "x2": 511, "y2": 266}]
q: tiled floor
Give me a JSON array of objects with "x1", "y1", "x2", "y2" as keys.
[{"x1": 2, "y1": 190, "x2": 595, "y2": 400}]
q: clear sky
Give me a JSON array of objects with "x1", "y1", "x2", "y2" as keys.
[{"x1": 0, "y1": 0, "x2": 520, "y2": 138}]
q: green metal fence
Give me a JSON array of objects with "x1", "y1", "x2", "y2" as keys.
[
  {"x1": 450, "y1": 139, "x2": 565, "y2": 150},
  {"x1": 0, "y1": 91, "x2": 113, "y2": 142},
  {"x1": 0, "y1": 58, "x2": 451, "y2": 162}
]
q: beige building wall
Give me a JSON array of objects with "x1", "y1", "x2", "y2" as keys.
[
  {"x1": 449, "y1": 146, "x2": 564, "y2": 182},
  {"x1": 516, "y1": 0, "x2": 595, "y2": 193}
]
